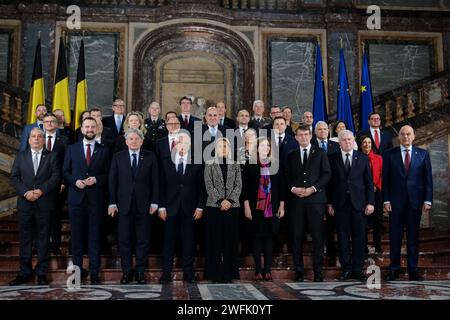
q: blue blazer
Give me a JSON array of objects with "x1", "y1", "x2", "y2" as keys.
[
  {"x1": 19, "y1": 123, "x2": 40, "y2": 151},
  {"x1": 274, "y1": 133, "x2": 299, "y2": 166},
  {"x1": 109, "y1": 150, "x2": 159, "y2": 215},
  {"x1": 382, "y1": 146, "x2": 433, "y2": 211},
  {"x1": 328, "y1": 150, "x2": 375, "y2": 211},
  {"x1": 63, "y1": 141, "x2": 110, "y2": 206}
]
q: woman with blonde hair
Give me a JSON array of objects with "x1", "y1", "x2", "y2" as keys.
[
  {"x1": 204, "y1": 138, "x2": 242, "y2": 283},
  {"x1": 114, "y1": 112, "x2": 151, "y2": 152}
]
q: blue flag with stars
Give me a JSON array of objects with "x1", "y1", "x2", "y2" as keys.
[
  {"x1": 312, "y1": 41, "x2": 328, "y2": 128},
  {"x1": 336, "y1": 47, "x2": 355, "y2": 133},
  {"x1": 359, "y1": 48, "x2": 374, "y2": 131}
]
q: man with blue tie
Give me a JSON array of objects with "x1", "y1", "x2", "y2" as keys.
[
  {"x1": 159, "y1": 133, "x2": 205, "y2": 284},
  {"x1": 327, "y1": 130, "x2": 374, "y2": 281},
  {"x1": 63, "y1": 117, "x2": 110, "y2": 284},
  {"x1": 19, "y1": 104, "x2": 47, "y2": 151},
  {"x1": 202, "y1": 107, "x2": 226, "y2": 161},
  {"x1": 383, "y1": 125, "x2": 433, "y2": 281},
  {"x1": 108, "y1": 128, "x2": 159, "y2": 284},
  {"x1": 102, "y1": 99, "x2": 126, "y2": 139}
]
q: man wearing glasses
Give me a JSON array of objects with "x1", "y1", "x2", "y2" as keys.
[
  {"x1": 102, "y1": 99, "x2": 126, "y2": 139},
  {"x1": 357, "y1": 111, "x2": 393, "y2": 156}
]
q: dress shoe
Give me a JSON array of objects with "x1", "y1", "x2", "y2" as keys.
[
  {"x1": 294, "y1": 271, "x2": 304, "y2": 282},
  {"x1": 136, "y1": 272, "x2": 147, "y2": 284},
  {"x1": 264, "y1": 273, "x2": 273, "y2": 282},
  {"x1": 385, "y1": 270, "x2": 400, "y2": 281},
  {"x1": 159, "y1": 272, "x2": 172, "y2": 284},
  {"x1": 90, "y1": 274, "x2": 101, "y2": 285},
  {"x1": 185, "y1": 275, "x2": 197, "y2": 284},
  {"x1": 339, "y1": 271, "x2": 352, "y2": 281},
  {"x1": 80, "y1": 268, "x2": 89, "y2": 282},
  {"x1": 37, "y1": 275, "x2": 49, "y2": 285},
  {"x1": 375, "y1": 247, "x2": 383, "y2": 254},
  {"x1": 409, "y1": 272, "x2": 424, "y2": 281},
  {"x1": 9, "y1": 275, "x2": 30, "y2": 286},
  {"x1": 121, "y1": 272, "x2": 133, "y2": 284},
  {"x1": 352, "y1": 271, "x2": 367, "y2": 281},
  {"x1": 314, "y1": 272, "x2": 323, "y2": 282},
  {"x1": 254, "y1": 273, "x2": 263, "y2": 281}
]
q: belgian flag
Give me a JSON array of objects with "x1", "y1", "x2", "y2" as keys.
[
  {"x1": 52, "y1": 36, "x2": 71, "y2": 125},
  {"x1": 73, "y1": 38, "x2": 87, "y2": 130},
  {"x1": 26, "y1": 38, "x2": 45, "y2": 124}
]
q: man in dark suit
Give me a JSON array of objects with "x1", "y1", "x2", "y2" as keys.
[
  {"x1": 108, "y1": 128, "x2": 159, "y2": 284},
  {"x1": 216, "y1": 101, "x2": 236, "y2": 129},
  {"x1": 286, "y1": 125, "x2": 331, "y2": 282},
  {"x1": 357, "y1": 111, "x2": 393, "y2": 155},
  {"x1": 311, "y1": 120, "x2": 340, "y2": 265},
  {"x1": 63, "y1": 117, "x2": 110, "y2": 285},
  {"x1": 178, "y1": 96, "x2": 201, "y2": 134},
  {"x1": 383, "y1": 125, "x2": 433, "y2": 281},
  {"x1": 201, "y1": 106, "x2": 227, "y2": 162},
  {"x1": 248, "y1": 100, "x2": 272, "y2": 130},
  {"x1": 42, "y1": 113, "x2": 69, "y2": 255},
  {"x1": 10, "y1": 127, "x2": 60, "y2": 285},
  {"x1": 158, "y1": 133, "x2": 205, "y2": 284},
  {"x1": 19, "y1": 104, "x2": 47, "y2": 151},
  {"x1": 271, "y1": 116, "x2": 298, "y2": 166},
  {"x1": 102, "y1": 99, "x2": 126, "y2": 139},
  {"x1": 327, "y1": 129, "x2": 374, "y2": 281},
  {"x1": 144, "y1": 102, "x2": 165, "y2": 151},
  {"x1": 156, "y1": 116, "x2": 182, "y2": 160}
]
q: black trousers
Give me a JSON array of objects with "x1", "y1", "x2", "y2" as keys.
[
  {"x1": 18, "y1": 204, "x2": 51, "y2": 277},
  {"x1": 290, "y1": 203, "x2": 325, "y2": 273},
  {"x1": 324, "y1": 213, "x2": 337, "y2": 258},
  {"x1": 50, "y1": 188, "x2": 66, "y2": 251},
  {"x1": 162, "y1": 208, "x2": 195, "y2": 276},
  {"x1": 335, "y1": 196, "x2": 366, "y2": 273},
  {"x1": 252, "y1": 236, "x2": 273, "y2": 275},
  {"x1": 118, "y1": 202, "x2": 152, "y2": 274},
  {"x1": 69, "y1": 201, "x2": 102, "y2": 275},
  {"x1": 389, "y1": 202, "x2": 422, "y2": 274}
]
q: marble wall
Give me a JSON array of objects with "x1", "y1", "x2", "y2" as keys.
[
  {"x1": 368, "y1": 42, "x2": 432, "y2": 96},
  {"x1": 68, "y1": 34, "x2": 120, "y2": 116},
  {"x1": 0, "y1": 33, "x2": 9, "y2": 82},
  {"x1": 269, "y1": 39, "x2": 315, "y2": 123},
  {"x1": 356, "y1": 0, "x2": 446, "y2": 8},
  {"x1": 22, "y1": 22, "x2": 54, "y2": 106}
]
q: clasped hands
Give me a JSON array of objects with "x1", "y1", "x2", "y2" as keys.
[
  {"x1": 24, "y1": 189, "x2": 43, "y2": 202},
  {"x1": 292, "y1": 187, "x2": 315, "y2": 198},
  {"x1": 75, "y1": 177, "x2": 96, "y2": 189}
]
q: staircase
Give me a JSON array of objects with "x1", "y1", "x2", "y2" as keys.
[{"x1": 0, "y1": 71, "x2": 449, "y2": 284}]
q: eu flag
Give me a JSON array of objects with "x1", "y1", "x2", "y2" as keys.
[
  {"x1": 312, "y1": 41, "x2": 328, "y2": 128},
  {"x1": 359, "y1": 48, "x2": 374, "y2": 131},
  {"x1": 336, "y1": 48, "x2": 355, "y2": 133}
]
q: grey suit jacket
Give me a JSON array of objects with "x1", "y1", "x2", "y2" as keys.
[{"x1": 204, "y1": 161, "x2": 242, "y2": 208}]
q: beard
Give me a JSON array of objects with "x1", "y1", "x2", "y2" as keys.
[{"x1": 83, "y1": 132, "x2": 96, "y2": 141}]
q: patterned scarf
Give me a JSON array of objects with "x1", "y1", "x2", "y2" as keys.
[{"x1": 256, "y1": 163, "x2": 272, "y2": 218}]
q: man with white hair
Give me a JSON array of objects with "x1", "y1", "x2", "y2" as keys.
[
  {"x1": 249, "y1": 100, "x2": 272, "y2": 129},
  {"x1": 327, "y1": 129, "x2": 374, "y2": 281}
]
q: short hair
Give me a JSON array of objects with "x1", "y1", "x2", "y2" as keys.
[
  {"x1": 90, "y1": 107, "x2": 102, "y2": 114},
  {"x1": 30, "y1": 127, "x2": 45, "y2": 137},
  {"x1": 124, "y1": 128, "x2": 144, "y2": 140},
  {"x1": 216, "y1": 101, "x2": 226, "y2": 108},
  {"x1": 81, "y1": 116, "x2": 97, "y2": 126},
  {"x1": 165, "y1": 110, "x2": 177, "y2": 118},
  {"x1": 295, "y1": 124, "x2": 311, "y2": 135},
  {"x1": 179, "y1": 96, "x2": 192, "y2": 104},
  {"x1": 273, "y1": 116, "x2": 286, "y2": 123},
  {"x1": 357, "y1": 134, "x2": 372, "y2": 150},
  {"x1": 80, "y1": 110, "x2": 91, "y2": 122},
  {"x1": 338, "y1": 129, "x2": 354, "y2": 141},
  {"x1": 368, "y1": 111, "x2": 381, "y2": 120},
  {"x1": 43, "y1": 112, "x2": 57, "y2": 119},
  {"x1": 252, "y1": 100, "x2": 264, "y2": 108},
  {"x1": 237, "y1": 108, "x2": 250, "y2": 116},
  {"x1": 282, "y1": 106, "x2": 292, "y2": 112},
  {"x1": 314, "y1": 121, "x2": 328, "y2": 131},
  {"x1": 36, "y1": 104, "x2": 47, "y2": 111}
]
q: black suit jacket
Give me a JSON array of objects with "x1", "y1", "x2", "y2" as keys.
[
  {"x1": 328, "y1": 150, "x2": 375, "y2": 211},
  {"x1": 220, "y1": 117, "x2": 236, "y2": 129},
  {"x1": 357, "y1": 128, "x2": 393, "y2": 155},
  {"x1": 311, "y1": 138, "x2": 340, "y2": 156},
  {"x1": 63, "y1": 141, "x2": 110, "y2": 206},
  {"x1": 178, "y1": 114, "x2": 201, "y2": 133},
  {"x1": 286, "y1": 145, "x2": 331, "y2": 204},
  {"x1": 10, "y1": 149, "x2": 61, "y2": 211},
  {"x1": 102, "y1": 115, "x2": 125, "y2": 138},
  {"x1": 144, "y1": 118, "x2": 165, "y2": 141},
  {"x1": 159, "y1": 154, "x2": 205, "y2": 216},
  {"x1": 109, "y1": 150, "x2": 159, "y2": 215},
  {"x1": 156, "y1": 136, "x2": 172, "y2": 160},
  {"x1": 113, "y1": 135, "x2": 152, "y2": 153},
  {"x1": 48, "y1": 133, "x2": 69, "y2": 165}
]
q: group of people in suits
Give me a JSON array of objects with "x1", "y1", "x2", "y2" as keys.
[{"x1": 9, "y1": 97, "x2": 433, "y2": 285}]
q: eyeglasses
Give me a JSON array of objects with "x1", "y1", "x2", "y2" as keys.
[
  {"x1": 167, "y1": 122, "x2": 180, "y2": 126},
  {"x1": 113, "y1": 104, "x2": 125, "y2": 107},
  {"x1": 43, "y1": 120, "x2": 57, "y2": 124}
]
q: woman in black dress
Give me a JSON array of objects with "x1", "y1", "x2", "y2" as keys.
[
  {"x1": 243, "y1": 136, "x2": 285, "y2": 281},
  {"x1": 204, "y1": 138, "x2": 242, "y2": 283}
]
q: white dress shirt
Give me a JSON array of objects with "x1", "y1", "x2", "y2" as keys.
[
  {"x1": 275, "y1": 133, "x2": 286, "y2": 147},
  {"x1": 45, "y1": 133, "x2": 56, "y2": 151},
  {"x1": 299, "y1": 144, "x2": 312, "y2": 165},
  {"x1": 341, "y1": 149, "x2": 354, "y2": 166},
  {"x1": 83, "y1": 138, "x2": 95, "y2": 157}
]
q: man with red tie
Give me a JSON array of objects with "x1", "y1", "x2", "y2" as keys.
[
  {"x1": 383, "y1": 125, "x2": 433, "y2": 281},
  {"x1": 178, "y1": 96, "x2": 201, "y2": 134},
  {"x1": 63, "y1": 117, "x2": 110, "y2": 284},
  {"x1": 357, "y1": 111, "x2": 393, "y2": 155}
]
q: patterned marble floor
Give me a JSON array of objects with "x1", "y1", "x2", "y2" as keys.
[{"x1": 0, "y1": 280, "x2": 449, "y2": 300}]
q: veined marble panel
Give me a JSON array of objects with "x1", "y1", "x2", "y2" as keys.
[{"x1": 0, "y1": 33, "x2": 9, "y2": 82}]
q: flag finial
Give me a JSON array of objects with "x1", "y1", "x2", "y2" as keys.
[{"x1": 340, "y1": 37, "x2": 343, "y2": 49}]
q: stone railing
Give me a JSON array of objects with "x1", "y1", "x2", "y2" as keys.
[
  {"x1": 0, "y1": 0, "x2": 169, "y2": 6},
  {"x1": 220, "y1": 0, "x2": 315, "y2": 11},
  {"x1": 371, "y1": 70, "x2": 450, "y2": 129},
  {"x1": 0, "y1": 80, "x2": 28, "y2": 139}
]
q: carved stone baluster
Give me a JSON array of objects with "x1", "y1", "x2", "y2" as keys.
[
  {"x1": 406, "y1": 92, "x2": 415, "y2": 118},
  {"x1": 14, "y1": 96, "x2": 23, "y2": 127},
  {"x1": 2, "y1": 92, "x2": 11, "y2": 123},
  {"x1": 395, "y1": 96, "x2": 404, "y2": 122},
  {"x1": 250, "y1": 0, "x2": 257, "y2": 9},
  {"x1": 384, "y1": 100, "x2": 393, "y2": 127},
  {"x1": 232, "y1": 0, "x2": 239, "y2": 9},
  {"x1": 417, "y1": 88, "x2": 425, "y2": 114}
]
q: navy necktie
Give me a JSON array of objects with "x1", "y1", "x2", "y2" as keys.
[
  {"x1": 321, "y1": 140, "x2": 327, "y2": 152},
  {"x1": 131, "y1": 153, "x2": 137, "y2": 178},
  {"x1": 302, "y1": 148, "x2": 308, "y2": 170},
  {"x1": 344, "y1": 153, "x2": 351, "y2": 176},
  {"x1": 177, "y1": 158, "x2": 184, "y2": 175}
]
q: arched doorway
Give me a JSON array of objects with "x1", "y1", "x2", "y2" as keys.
[{"x1": 132, "y1": 22, "x2": 254, "y2": 117}]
